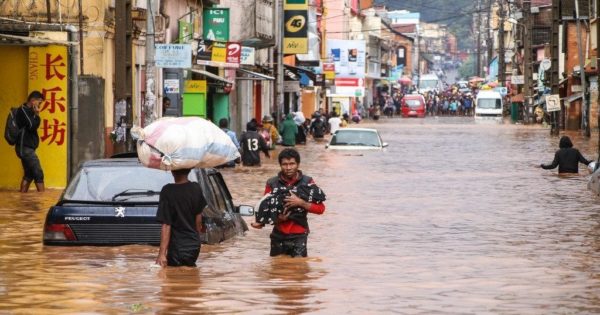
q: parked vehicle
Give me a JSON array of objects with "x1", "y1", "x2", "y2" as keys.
[
  {"x1": 43, "y1": 157, "x2": 253, "y2": 246},
  {"x1": 401, "y1": 94, "x2": 426, "y2": 118},
  {"x1": 475, "y1": 90, "x2": 503, "y2": 119},
  {"x1": 418, "y1": 73, "x2": 441, "y2": 94},
  {"x1": 326, "y1": 128, "x2": 388, "y2": 150}
]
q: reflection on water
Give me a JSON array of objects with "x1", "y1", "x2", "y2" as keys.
[{"x1": 2, "y1": 117, "x2": 600, "y2": 313}]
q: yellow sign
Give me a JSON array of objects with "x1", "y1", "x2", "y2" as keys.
[
  {"x1": 28, "y1": 45, "x2": 68, "y2": 188},
  {"x1": 283, "y1": 9, "x2": 308, "y2": 54},
  {"x1": 184, "y1": 80, "x2": 207, "y2": 93},
  {"x1": 211, "y1": 41, "x2": 227, "y2": 63}
]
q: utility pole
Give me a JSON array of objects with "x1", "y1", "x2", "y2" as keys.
[
  {"x1": 523, "y1": 0, "x2": 532, "y2": 123},
  {"x1": 275, "y1": 0, "x2": 284, "y2": 122},
  {"x1": 487, "y1": 0, "x2": 493, "y2": 74},
  {"x1": 550, "y1": 0, "x2": 560, "y2": 135},
  {"x1": 476, "y1": 0, "x2": 482, "y2": 77},
  {"x1": 498, "y1": 0, "x2": 505, "y2": 87},
  {"x1": 78, "y1": 0, "x2": 84, "y2": 74},
  {"x1": 144, "y1": 0, "x2": 157, "y2": 126},
  {"x1": 575, "y1": 0, "x2": 590, "y2": 137}
]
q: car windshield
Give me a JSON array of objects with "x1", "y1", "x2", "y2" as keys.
[
  {"x1": 63, "y1": 165, "x2": 198, "y2": 202},
  {"x1": 330, "y1": 130, "x2": 381, "y2": 147},
  {"x1": 419, "y1": 79, "x2": 438, "y2": 89},
  {"x1": 478, "y1": 98, "x2": 502, "y2": 109},
  {"x1": 405, "y1": 99, "x2": 422, "y2": 108}
]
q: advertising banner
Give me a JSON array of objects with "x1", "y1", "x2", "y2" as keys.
[
  {"x1": 197, "y1": 39, "x2": 241, "y2": 68},
  {"x1": 326, "y1": 39, "x2": 366, "y2": 79},
  {"x1": 28, "y1": 45, "x2": 69, "y2": 187},
  {"x1": 241, "y1": 46, "x2": 255, "y2": 65},
  {"x1": 155, "y1": 44, "x2": 192, "y2": 68},
  {"x1": 203, "y1": 8, "x2": 229, "y2": 41},
  {"x1": 284, "y1": 0, "x2": 308, "y2": 54}
]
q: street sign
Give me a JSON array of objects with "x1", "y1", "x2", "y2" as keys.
[
  {"x1": 545, "y1": 94, "x2": 561, "y2": 112},
  {"x1": 541, "y1": 58, "x2": 551, "y2": 71},
  {"x1": 511, "y1": 75, "x2": 524, "y2": 85}
]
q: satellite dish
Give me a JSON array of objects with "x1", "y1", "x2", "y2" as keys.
[{"x1": 541, "y1": 58, "x2": 551, "y2": 71}]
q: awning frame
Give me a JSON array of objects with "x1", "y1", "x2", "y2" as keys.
[
  {"x1": 190, "y1": 68, "x2": 234, "y2": 84},
  {"x1": 236, "y1": 68, "x2": 275, "y2": 81}
]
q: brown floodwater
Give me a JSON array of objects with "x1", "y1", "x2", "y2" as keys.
[{"x1": 2, "y1": 117, "x2": 600, "y2": 314}]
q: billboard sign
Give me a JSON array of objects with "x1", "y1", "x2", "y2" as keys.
[
  {"x1": 155, "y1": 44, "x2": 192, "y2": 68},
  {"x1": 326, "y1": 39, "x2": 366, "y2": 79},
  {"x1": 283, "y1": 0, "x2": 308, "y2": 54},
  {"x1": 197, "y1": 39, "x2": 241, "y2": 68},
  {"x1": 203, "y1": 8, "x2": 229, "y2": 41}
]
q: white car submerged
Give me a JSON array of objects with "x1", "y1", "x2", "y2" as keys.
[{"x1": 326, "y1": 128, "x2": 388, "y2": 150}]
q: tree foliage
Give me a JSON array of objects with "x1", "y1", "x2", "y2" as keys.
[{"x1": 377, "y1": 0, "x2": 476, "y2": 50}]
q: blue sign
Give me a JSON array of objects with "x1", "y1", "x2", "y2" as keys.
[{"x1": 155, "y1": 44, "x2": 192, "y2": 68}]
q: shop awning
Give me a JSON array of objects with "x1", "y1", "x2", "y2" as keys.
[
  {"x1": 190, "y1": 68, "x2": 234, "y2": 85},
  {"x1": 284, "y1": 64, "x2": 317, "y2": 81},
  {"x1": 236, "y1": 68, "x2": 275, "y2": 81},
  {"x1": 0, "y1": 33, "x2": 77, "y2": 46},
  {"x1": 563, "y1": 92, "x2": 583, "y2": 104}
]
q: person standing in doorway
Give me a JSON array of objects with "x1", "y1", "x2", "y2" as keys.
[
  {"x1": 155, "y1": 168, "x2": 207, "y2": 267},
  {"x1": 15, "y1": 91, "x2": 45, "y2": 192},
  {"x1": 240, "y1": 120, "x2": 270, "y2": 166},
  {"x1": 162, "y1": 97, "x2": 171, "y2": 116}
]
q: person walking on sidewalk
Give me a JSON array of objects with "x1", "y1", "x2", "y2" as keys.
[{"x1": 15, "y1": 91, "x2": 45, "y2": 192}]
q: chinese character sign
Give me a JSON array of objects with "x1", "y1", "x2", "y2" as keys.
[{"x1": 28, "y1": 45, "x2": 68, "y2": 187}]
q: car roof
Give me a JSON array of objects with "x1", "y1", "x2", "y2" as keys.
[
  {"x1": 79, "y1": 158, "x2": 217, "y2": 175},
  {"x1": 81, "y1": 158, "x2": 143, "y2": 168},
  {"x1": 336, "y1": 128, "x2": 378, "y2": 133}
]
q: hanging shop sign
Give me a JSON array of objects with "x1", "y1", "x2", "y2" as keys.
[
  {"x1": 155, "y1": 44, "x2": 192, "y2": 68},
  {"x1": 545, "y1": 94, "x2": 561, "y2": 112},
  {"x1": 241, "y1": 46, "x2": 255, "y2": 65},
  {"x1": 283, "y1": 0, "x2": 308, "y2": 54},
  {"x1": 203, "y1": 8, "x2": 230, "y2": 41},
  {"x1": 196, "y1": 39, "x2": 241, "y2": 68}
]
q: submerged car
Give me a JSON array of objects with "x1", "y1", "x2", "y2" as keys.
[
  {"x1": 326, "y1": 128, "x2": 388, "y2": 150},
  {"x1": 43, "y1": 157, "x2": 253, "y2": 246}
]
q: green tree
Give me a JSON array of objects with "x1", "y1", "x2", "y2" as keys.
[{"x1": 458, "y1": 55, "x2": 476, "y2": 80}]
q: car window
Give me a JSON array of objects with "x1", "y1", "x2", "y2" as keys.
[
  {"x1": 63, "y1": 165, "x2": 198, "y2": 202},
  {"x1": 207, "y1": 175, "x2": 227, "y2": 214},
  {"x1": 212, "y1": 173, "x2": 235, "y2": 212},
  {"x1": 331, "y1": 130, "x2": 381, "y2": 147}
]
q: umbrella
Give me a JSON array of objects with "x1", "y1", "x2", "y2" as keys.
[
  {"x1": 398, "y1": 76, "x2": 412, "y2": 85},
  {"x1": 469, "y1": 76, "x2": 485, "y2": 83}
]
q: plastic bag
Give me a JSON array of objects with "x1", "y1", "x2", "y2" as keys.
[{"x1": 132, "y1": 117, "x2": 241, "y2": 170}]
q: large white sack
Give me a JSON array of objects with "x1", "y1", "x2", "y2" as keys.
[{"x1": 132, "y1": 117, "x2": 240, "y2": 170}]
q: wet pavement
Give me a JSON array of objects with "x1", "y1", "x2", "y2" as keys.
[{"x1": 2, "y1": 117, "x2": 600, "y2": 314}]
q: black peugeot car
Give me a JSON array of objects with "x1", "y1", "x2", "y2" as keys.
[{"x1": 43, "y1": 157, "x2": 253, "y2": 246}]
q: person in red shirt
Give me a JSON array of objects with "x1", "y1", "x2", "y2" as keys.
[{"x1": 251, "y1": 148, "x2": 325, "y2": 257}]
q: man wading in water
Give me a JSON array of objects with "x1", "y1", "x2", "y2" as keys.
[
  {"x1": 541, "y1": 136, "x2": 592, "y2": 174},
  {"x1": 252, "y1": 148, "x2": 325, "y2": 257}
]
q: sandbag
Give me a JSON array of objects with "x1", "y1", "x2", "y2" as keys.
[{"x1": 132, "y1": 117, "x2": 240, "y2": 170}]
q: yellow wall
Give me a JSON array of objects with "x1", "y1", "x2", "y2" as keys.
[{"x1": 0, "y1": 46, "x2": 30, "y2": 189}]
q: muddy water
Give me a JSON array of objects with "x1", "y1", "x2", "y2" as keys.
[{"x1": 2, "y1": 118, "x2": 600, "y2": 314}]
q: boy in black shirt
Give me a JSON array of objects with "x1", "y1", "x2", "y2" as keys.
[
  {"x1": 156, "y1": 168, "x2": 207, "y2": 267},
  {"x1": 239, "y1": 120, "x2": 270, "y2": 166}
]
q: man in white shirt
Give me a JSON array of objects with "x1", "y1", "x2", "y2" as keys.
[{"x1": 328, "y1": 112, "x2": 342, "y2": 135}]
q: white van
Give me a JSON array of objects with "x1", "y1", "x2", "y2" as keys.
[
  {"x1": 475, "y1": 90, "x2": 503, "y2": 119},
  {"x1": 418, "y1": 74, "x2": 441, "y2": 94}
]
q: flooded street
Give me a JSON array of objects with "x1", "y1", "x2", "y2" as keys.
[{"x1": 2, "y1": 117, "x2": 600, "y2": 314}]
